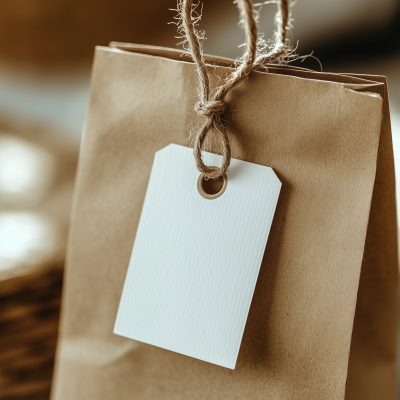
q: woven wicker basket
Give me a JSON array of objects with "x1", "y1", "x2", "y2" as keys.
[{"x1": 0, "y1": 261, "x2": 64, "y2": 400}]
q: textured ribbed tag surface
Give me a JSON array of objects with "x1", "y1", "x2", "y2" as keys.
[{"x1": 114, "y1": 144, "x2": 281, "y2": 369}]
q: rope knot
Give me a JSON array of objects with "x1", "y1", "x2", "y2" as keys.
[
  {"x1": 194, "y1": 100, "x2": 227, "y2": 118},
  {"x1": 181, "y1": 0, "x2": 290, "y2": 179}
]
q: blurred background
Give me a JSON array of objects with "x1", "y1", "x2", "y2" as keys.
[{"x1": 0, "y1": 0, "x2": 399, "y2": 399}]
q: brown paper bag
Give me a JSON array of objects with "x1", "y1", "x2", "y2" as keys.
[{"x1": 51, "y1": 41, "x2": 398, "y2": 399}]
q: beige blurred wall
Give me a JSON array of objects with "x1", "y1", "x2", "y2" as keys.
[
  {"x1": 0, "y1": 0, "x2": 398, "y2": 66},
  {"x1": 200, "y1": 0, "x2": 399, "y2": 58},
  {"x1": 0, "y1": 0, "x2": 176, "y2": 66}
]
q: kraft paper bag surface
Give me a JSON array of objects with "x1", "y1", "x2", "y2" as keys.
[{"x1": 51, "y1": 43, "x2": 398, "y2": 400}]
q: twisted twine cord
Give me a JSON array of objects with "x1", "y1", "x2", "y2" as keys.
[{"x1": 181, "y1": 0, "x2": 290, "y2": 179}]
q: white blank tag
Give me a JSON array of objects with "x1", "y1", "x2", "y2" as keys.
[{"x1": 114, "y1": 144, "x2": 281, "y2": 369}]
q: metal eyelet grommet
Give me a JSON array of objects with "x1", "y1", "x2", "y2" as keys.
[{"x1": 197, "y1": 172, "x2": 228, "y2": 200}]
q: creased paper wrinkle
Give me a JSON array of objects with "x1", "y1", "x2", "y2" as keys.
[{"x1": 60, "y1": 337, "x2": 139, "y2": 367}]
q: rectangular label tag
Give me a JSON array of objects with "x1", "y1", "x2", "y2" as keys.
[{"x1": 114, "y1": 144, "x2": 281, "y2": 369}]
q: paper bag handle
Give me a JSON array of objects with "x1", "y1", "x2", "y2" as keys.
[{"x1": 180, "y1": 0, "x2": 290, "y2": 179}]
